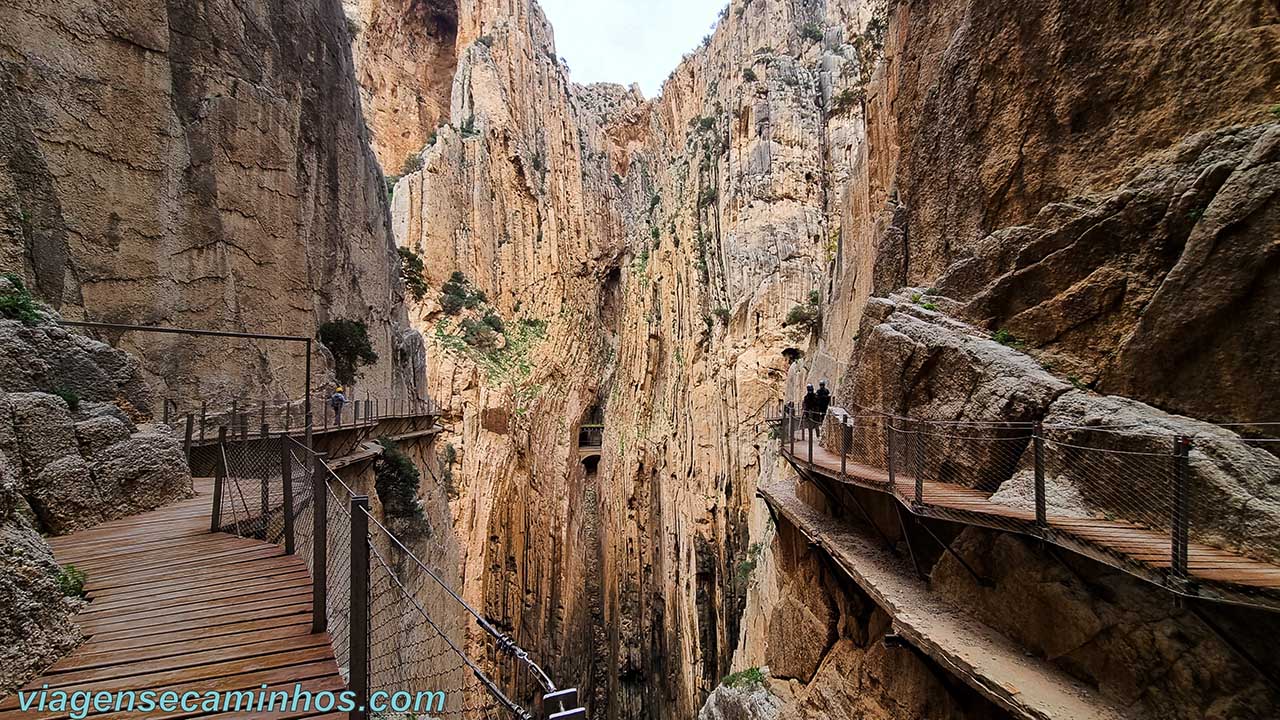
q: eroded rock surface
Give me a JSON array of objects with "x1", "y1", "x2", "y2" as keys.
[
  {"x1": 0, "y1": 0, "x2": 424, "y2": 401},
  {"x1": 0, "y1": 450, "x2": 83, "y2": 694}
]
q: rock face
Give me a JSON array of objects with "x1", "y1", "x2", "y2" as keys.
[
  {"x1": 0, "y1": 0, "x2": 424, "y2": 402},
  {"x1": 344, "y1": 0, "x2": 1279, "y2": 717},
  {"x1": 0, "y1": 316, "x2": 194, "y2": 534},
  {"x1": 0, "y1": 315, "x2": 195, "y2": 692},
  {"x1": 0, "y1": 450, "x2": 83, "y2": 694}
]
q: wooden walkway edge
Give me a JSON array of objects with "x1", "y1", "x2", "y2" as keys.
[
  {"x1": 782, "y1": 434, "x2": 1280, "y2": 607},
  {"x1": 0, "y1": 479, "x2": 347, "y2": 720},
  {"x1": 758, "y1": 477, "x2": 1134, "y2": 720}
]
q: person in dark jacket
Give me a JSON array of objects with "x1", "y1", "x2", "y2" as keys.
[
  {"x1": 816, "y1": 380, "x2": 832, "y2": 419},
  {"x1": 802, "y1": 384, "x2": 819, "y2": 432}
]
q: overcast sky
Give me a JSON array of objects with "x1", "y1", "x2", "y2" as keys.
[{"x1": 538, "y1": 0, "x2": 728, "y2": 97}]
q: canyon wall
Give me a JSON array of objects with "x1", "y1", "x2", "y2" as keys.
[
  {"x1": 353, "y1": 0, "x2": 1279, "y2": 718},
  {"x1": 0, "y1": 0, "x2": 424, "y2": 406}
]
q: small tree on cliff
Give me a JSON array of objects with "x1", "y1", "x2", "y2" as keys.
[
  {"x1": 375, "y1": 437, "x2": 428, "y2": 535},
  {"x1": 318, "y1": 320, "x2": 379, "y2": 385},
  {"x1": 397, "y1": 247, "x2": 429, "y2": 302}
]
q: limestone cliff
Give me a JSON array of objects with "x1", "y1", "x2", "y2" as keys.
[
  {"x1": 0, "y1": 0, "x2": 424, "y2": 405},
  {"x1": 351, "y1": 0, "x2": 1279, "y2": 718}
]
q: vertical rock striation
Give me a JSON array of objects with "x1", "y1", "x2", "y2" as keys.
[
  {"x1": 0, "y1": 0, "x2": 424, "y2": 402},
  {"x1": 353, "y1": 0, "x2": 1279, "y2": 717}
]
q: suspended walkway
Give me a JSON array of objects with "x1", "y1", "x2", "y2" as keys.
[
  {"x1": 3, "y1": 422, "x2": 584, "y2": 720},
  {"x1": 775, "y1": 406, "x2": 1280, "y2": 611}
]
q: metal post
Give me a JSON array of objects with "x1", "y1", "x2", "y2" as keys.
[
  {"x1": 232, "y1": 399, "x2": 238, "y2": 433},
  {"x1": 211, "y1": 427, "x2": 227, "y2": 532},
  {"x1": 353, "y1": 400, "x2": 360, "y2": 424},
  {"x1": 311, "y1": 451, "x2": 328, "y2": 633},
  {"x1": 183, "y1": 413, "x2": 194, "y2": 458},
  {"x1": 1172, "y1": 436, "x2": 1192, "y2": 579},
  {"x1": 163, "y1": 399, "x2": 171, "y2": 425},
  {"x1": 786, "y1": 407, "x2": 794, "y2": 455},
  {"x1": 259, "y1": 400, "x2": 266, "y2": 434},
  {"x1": 349, "y1": 495, "x2": 370, "y2": 720},
  {"x1": 886, "y1": 416, "x2": 896, "y2": 487},
  {"x1": 260, "y1": 422, "x2": 269, "y2": 440},
  {"x1": 285, "y1": 402, "x2": 292, "y2": 432},
  {"x1": 281, "y1": 434, "x2": 295, "y2": 555},
  {"x1": 304, "y1": 337, "x2": 313, "y2": 453},
  {"x1": 200, "y1": 401, "x2": 207, "y2": 442},
  {"x1": 913, "y1": 422, "x2": 924, "y2": 505},
  {"x1": 1034, "y1": 422, "x2": 1047, "y2": 529},
  {"x1": 807, "y1": 421, "x2": 814, "y2": 466},
  {"x1": 840, "y1": 416, "x2": 849, "y2": 480}
]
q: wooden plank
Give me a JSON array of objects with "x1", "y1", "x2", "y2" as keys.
[
  {"x1": 46, "y1": 625, "x2": 314, "y2": 674},
  {"x1": 80, "y1": 587, "x2": 313, "y2": 633},
  {"x1": 84, "y1": 602, "x2": 315, "y2": 645},
  {"x1": 74, "y1": 614, "x2": 314, "y2": 655},
  {"x1": 82, "y1": 570, "x2": 313, "y2": 617},
  {"x1": 33, "y1": 635, "x2": 332, "y2": 689}
]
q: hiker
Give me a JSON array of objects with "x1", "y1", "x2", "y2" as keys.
[
  {"x1": 816, "y1": 379, "x2": 832, "y2": 420},
  {"x1": 802, "y1": 384, "x2": 819, "y2": 433},
  {"x1": 330, "y1": 386, "x2": 347, "y2": 424}
]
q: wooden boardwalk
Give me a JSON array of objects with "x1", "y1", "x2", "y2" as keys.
[
  {"x1": 758, "y1": 477, "x2": 1131, "y2": 720},
  {"x1": 0, "y1": 479, "x2": 347, "y2": 720},
  {"x1": 782, "y1": 434, "x2": 1280, "y2": 602}
]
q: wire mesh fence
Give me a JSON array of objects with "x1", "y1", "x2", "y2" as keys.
[
  {"x1": 779, "y1": 405, "x2": 1280, "y2": 609},
  {"x1": 207, "y1": 434, "x2": 573, "y2": 719}
]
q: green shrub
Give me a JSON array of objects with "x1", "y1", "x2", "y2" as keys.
[
  {"x1": 722, "y1": 666, "x2": 766, "y2": 689},
  {"x1": 697, "y1": 187, "x2": 718, "y2": 209},
  {"x1": 375, "y1": 437, "x2": 423, "y2": 522},
  {"x1": 401, "y1": 153, "x2": 423, "y2": 176},
  {"x1": 800, "y1": 23, "x2": 823, "y2": 42},
  {"x1": 440, "y1": 272, "x2": 487, "y2": 314},
  {"x1": 714, "y1": 306, "x2": 731, "y2": 322},
  {"x1": 1269, "y1": 104, "x2": 1280, "y2": 118},
  {"x1": 0, "y1": 274, "x2": 42, "y2": 326},
  {"x1": 482, "y1": 313, "x2": 505, "y2": 334},
  {"x1": 54, "y1": 388, "x2": 80, "y2": 412},
  {"x1": 55, "y1": 564, "x2": 86, "y2": 597},
  {"x1": 476, "y1": 34, "x2": 494, "y2": 47},
  {"x1": 786, "y1": 291, "x2": 822, "y2": 334},
  {"x1": 460, "y1": 317, "x2": 501, "y2": 350},
  {"x1": 397, "y1": 247, "x2": 429, "y2": 302},
  {"x1": 318, "y1": 320, "x2": 379, "y2": 385},
  {"x1": 921, "y1": 301, "x2": 938, "y2": 311},
  {"x1": 992, "y1": 328, "x2": 1023, "y2": 349},
  {"x1": 742, "y1": 68, "x2": 758, "y2": 82},
  {"x1": 829, "y1": 88, "x2": 861, "y2": 116}
]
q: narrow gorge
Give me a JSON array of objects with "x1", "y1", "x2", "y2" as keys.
[{"x1": 1, "y1": 0, "x2": 1278, "y2": 719}]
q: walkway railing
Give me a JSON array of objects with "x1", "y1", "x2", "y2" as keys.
[
  {"x1": 778, "y1": 404, "x2": 1280, "y2": 610},
  {"x1": 209, "y1": 433, "x2": 585, "y2": 719},
  {"x1": 162, "y1": 394, "x2": 439, "y2": 450}
]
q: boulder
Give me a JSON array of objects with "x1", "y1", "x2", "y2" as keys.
[
  {"x1": 92, "y1": 431, "x2": 193, "y2": 520},
  {"x1": 0, "y1": 451, "x2": 82, "y2": 693},
  {"x1": 8, "y1": 392, "x2": 78, "y2": 478},
  {"x1": 1041, "y1": 391, "x2": 1280, "y2": 563},
  {"x1": 834, "y1": 293, "x2": 1069, "y2": 490},
  {"x1": 698, "y1": 682, "x2": 784, "y2": 720},
  {"x1": 28, "y1": 456, "x2": 101, "y2": 535},
  {"x1": 74, "y1": 416, "x2": 133, "y2": 458}
]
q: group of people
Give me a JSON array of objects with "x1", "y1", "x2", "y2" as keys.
[{"x1": 784, "y1": 380, "x2": 832, "y2": 434}]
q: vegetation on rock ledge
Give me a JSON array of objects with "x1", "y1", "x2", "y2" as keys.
[
  {"x1": 375, "y1": 437, "x2": 427, "y2": 533},
  {"x1": 397, "y1": 247, "x2": 429, "y2": 302},
  {"x1": 0, "y1": 274, "x2": 42, "y2": 326},
  {"x1": 318, "y1": 320, "x2": 379, "y2": 385}
]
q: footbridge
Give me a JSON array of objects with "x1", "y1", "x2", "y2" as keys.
[
  {"x1": 774, "y1": 405, "x2": 1280, "y2": 611},
  {"x1": 3, "y1": 408, "x2": 585, "y2": 720}
]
